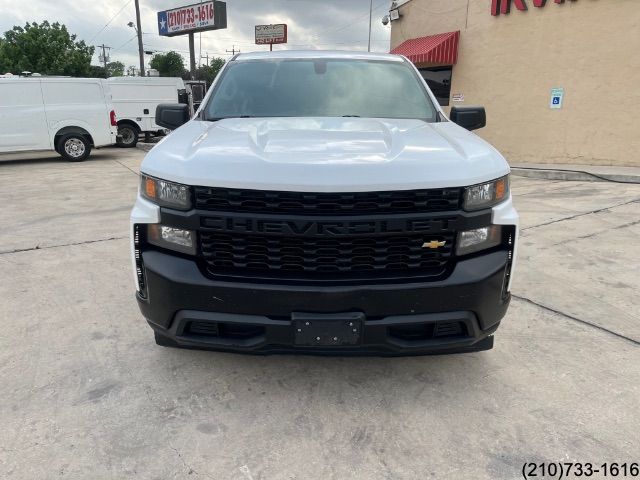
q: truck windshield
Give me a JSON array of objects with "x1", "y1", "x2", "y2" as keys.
[{"x1": 203, "y1": 58, "x2": 437, "y2": 121}]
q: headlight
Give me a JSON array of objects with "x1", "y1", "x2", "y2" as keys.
[
  {"x1": 141, "y1": 174, "x2": 192, "y2": 210},
  {"x1": 147, "y1": 224, "x2": 196, "y2": 255},
  {"x1": 456, "y1": 225, "x2": 502, "y2": 256},
  {"x1": 463, "y1": 176, "x2": 509, "y2": 211}
]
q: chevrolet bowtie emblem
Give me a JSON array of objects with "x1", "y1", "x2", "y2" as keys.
[{"x1": 422, "y1": 240, "x2": 446, "y2": 249}]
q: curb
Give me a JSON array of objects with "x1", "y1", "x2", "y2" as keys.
[{"x1": 511, "y1": 167, "x2": 640, "y2": 184}]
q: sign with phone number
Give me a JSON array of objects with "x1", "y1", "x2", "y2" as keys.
[
  {"x1": 157, "y1": 1, "x2": 227, "y2": 37},
  {"x1": 255, "y1": 24, "x2": 288, "y2": 45}
]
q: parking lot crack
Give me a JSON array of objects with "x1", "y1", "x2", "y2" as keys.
[
  {"x1": 513, "y1": 295, "x2": 640, "y2": 346},
  {"x1": 522, "y1": 197, "x2": 640, "y2": 231},
  {"x1": 168, "y1": 442, "x2": 215, "y2": 479},
  {"x1": 0, "y1": 236, "x2": 127, "y2": 255},
  {"x1": 550, "y1": 218, "x2": 640, "y2": 246},
  {"x1": 112, "y1": 159, "x2": 139, "y2": 176}
]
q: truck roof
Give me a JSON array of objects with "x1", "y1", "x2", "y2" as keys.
[{"x1": 234, "y1": 50, "x2": 405, "y2": 62}]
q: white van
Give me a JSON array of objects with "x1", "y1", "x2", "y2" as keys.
[
  {"x1": 107, "y1": 77, "x2": 187, "y2": 148},
  {"x1": 0, "y1": 77, "x2": 118, "y2": 161}
]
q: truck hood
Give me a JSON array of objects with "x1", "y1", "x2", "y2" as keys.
[{"x1": 141, "y1": 117, "x2": 510, "y2": 192}]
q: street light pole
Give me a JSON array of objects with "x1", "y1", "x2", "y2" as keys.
[
  {"x1": 134, "y1": 0, "x2": 145, "y2": 76},
  {"x1": 367, "y1": 0, "x2": 373, "y2": 52}
]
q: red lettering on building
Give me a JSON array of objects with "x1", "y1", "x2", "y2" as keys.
[{"x1": 492, "y1": 0, "x2": 575, "y2": 16}]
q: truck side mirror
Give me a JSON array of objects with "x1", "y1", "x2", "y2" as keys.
[
  {"x1": 156, "y1": 104, "x2": 190, "y2": 130},
  {"x1": 449, "y1": 106, "x2": 486, "y2": 131}
]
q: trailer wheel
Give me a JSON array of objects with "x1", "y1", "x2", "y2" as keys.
[
  {"x1": 117, "y1": 124, "x2": 139, "y2": 148},
  {"x1": 58, "y1": 134, "x2": 91, "y2": 162}
]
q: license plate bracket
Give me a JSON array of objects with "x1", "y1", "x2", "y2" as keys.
[{"x1": 293, "y1": 312, "x2": 364, "y2": 346}]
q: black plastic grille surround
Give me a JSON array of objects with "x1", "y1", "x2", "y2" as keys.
[
  {"x1": 195, "y1": 187, "x2": 464, "y2": 282},
  {"x1": 200, "y1": 230, "x2": 456, "y2": 280},
  {"x1": 195, "y1": 186, "x2": 462, "y2": 215}
]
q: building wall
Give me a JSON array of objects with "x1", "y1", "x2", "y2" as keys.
[{"x1": 390, "y1": 0, "x2": 640, "y2": 166}]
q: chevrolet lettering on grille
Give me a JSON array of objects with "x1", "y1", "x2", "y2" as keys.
[{"x1": 201, "y1": 216, "x2": 457, "y2": 237}]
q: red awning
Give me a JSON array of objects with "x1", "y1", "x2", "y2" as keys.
[{"x1": 391, "y1": 31, "x2": 460, "y2": 66}]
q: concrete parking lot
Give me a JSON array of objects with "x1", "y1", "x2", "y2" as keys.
[{"x1": 1, "y1": 148, "x2": 639, "y2": 479}]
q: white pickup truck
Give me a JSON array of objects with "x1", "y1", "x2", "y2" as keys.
[{"x1": 131, "y1": 51, "x2": 518, "y2": 355}]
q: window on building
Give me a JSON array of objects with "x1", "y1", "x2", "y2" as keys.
[{"x1": 419, "y1": 67, "x2": 452, "y2": 106}]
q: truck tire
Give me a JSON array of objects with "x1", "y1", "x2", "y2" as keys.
[
  {"x1": 58, "y1": 134, "x2": 91, "y2": 162},
  {"x1": 117, "y1": 124, "x2": 139, "y2": 148}
]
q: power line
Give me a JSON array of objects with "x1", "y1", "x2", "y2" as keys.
[
  {"x1": 310, "y1": 1, "x2": 389, "y2": 39},
  {"x1": 113, "y1": 34, "x2": 138, "y2": 51},
  {"x1": 88, "y1": 0, "x2": 133, "y2": 42}
]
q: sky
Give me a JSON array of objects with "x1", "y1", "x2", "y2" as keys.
[{"x1": 0, "y1": 0, "x2": 393, "y2": 70}]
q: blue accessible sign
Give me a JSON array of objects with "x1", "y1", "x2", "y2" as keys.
[{"x1": 550, "y1": 87, "x2": 564, "y2": 109}]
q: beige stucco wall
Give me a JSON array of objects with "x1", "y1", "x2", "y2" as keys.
[{"x1": 390, "y1": 0, "x2": 640, "y2": 166}]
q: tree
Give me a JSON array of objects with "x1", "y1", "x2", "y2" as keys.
[
  {"x1": 193, "y1": 57, "x2": 225, "y2": 84},
  {"x1": 0, "y1": 21, "x2": 94, "y2": 76},
  {"x1": 106, "y1": 61, "x2": 125, "y2": 77},
  {"x1": 87, "y1": 65, "x2": 106, "y2": 78},
  {"x1": 149, "y1": 51, "x2": 186, "y2": 78},
  {"x1": 84, "y1": 61, "x2": 124, "y2": 78},
  {"x1": 0, "y1": 38, "x2": 7, "y2": 73}
]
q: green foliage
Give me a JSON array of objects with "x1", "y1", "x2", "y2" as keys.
[
  {"x1": 149, "y1": 51, "x2": 186, "y2": 78},
  {"x1": 106, "y1": 61, "x2": 125, "y2": 77},
  {"x1": 81, "y1": 62, "x2": 124, "y2": 78},
  {"x1": 0, "y1": 21, "x2": 94, "y2": 76},
  {"x1": 193, "y1": 57, "x2": 225, "y2": 84},
  {"x1": 0, "y1": 38, "x2": 7, "y2": 73},
  {"x1": 87, "y1": 65, "x2": 106, "y2": 78}
]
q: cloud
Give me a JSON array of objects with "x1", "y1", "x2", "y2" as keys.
[{"x1": 0, "y1": 0, "x2": 391, "y2": 70}]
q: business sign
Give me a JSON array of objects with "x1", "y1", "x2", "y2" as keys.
[
  {"x1": 550, "y1": 87, "x2": 564, "y2": 109},
  {"x1": 158, "y1": 1, "x2": 227, "y2": 37},
  {"x1": 492, "y1": 0, "x2": 577, "y2": 16},
  {"x1": 255, "y1": 24, "x2": 288, "y2": 45}
]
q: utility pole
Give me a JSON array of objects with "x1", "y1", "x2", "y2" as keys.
[
  {"x1": 188, "y1": 33, "x2": 196, "y2": 78},
  {"x1": 226, "y1": 45, "x2": 240, "y2": 56},
  {"x1": 367, "y1": 0, "x2": 373, "y2": 52},
  {"x1": 97, "y1": 44, "x2": 111, "y2": 77},
  {"x1": 201, "y1": 52, "x2": 209, "y2": 67},
  {"x1": 134, "y1": 0, "x2": 145, "y2": 76}
]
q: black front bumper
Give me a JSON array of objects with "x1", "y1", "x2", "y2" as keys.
[{"x1": 137, "y1": 249, "x2": 511, "y2": 355}]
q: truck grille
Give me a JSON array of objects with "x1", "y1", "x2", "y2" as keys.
[
  {"x1": 199, "y1": 224, "x2": 456, "y2": 282},
  {"x1": 195, "y1": 186, "x2": 462, "y2": 215},
  {"x1": 195, "y1": 187, "x2": 462, "y2": 282}
]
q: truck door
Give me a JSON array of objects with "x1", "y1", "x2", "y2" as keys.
[{"x1": 0, "y1": 79, "x2": 50, "y2": 152}]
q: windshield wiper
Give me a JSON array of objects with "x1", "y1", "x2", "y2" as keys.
[
  {"x1": 341, "y1": 115, "x2": 361, "y2": 117},
  {"x1": 205, "y1": 115, "x2": 256, "y2": 122}
]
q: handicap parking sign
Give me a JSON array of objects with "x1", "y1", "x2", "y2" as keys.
[{"x1": 550, "y1": 87, "x2": 564, "y2": 109}]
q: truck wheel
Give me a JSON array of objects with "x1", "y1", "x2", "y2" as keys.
[
  {"x1": 58, "y1": 134, "x2": 91, "y2": 162},
  {"x1": 154, "y1": 332, "x2": 179, "y2": 348},
  {"x1": 117, "y1": 124, "x2": 139, "y2": 148}
]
